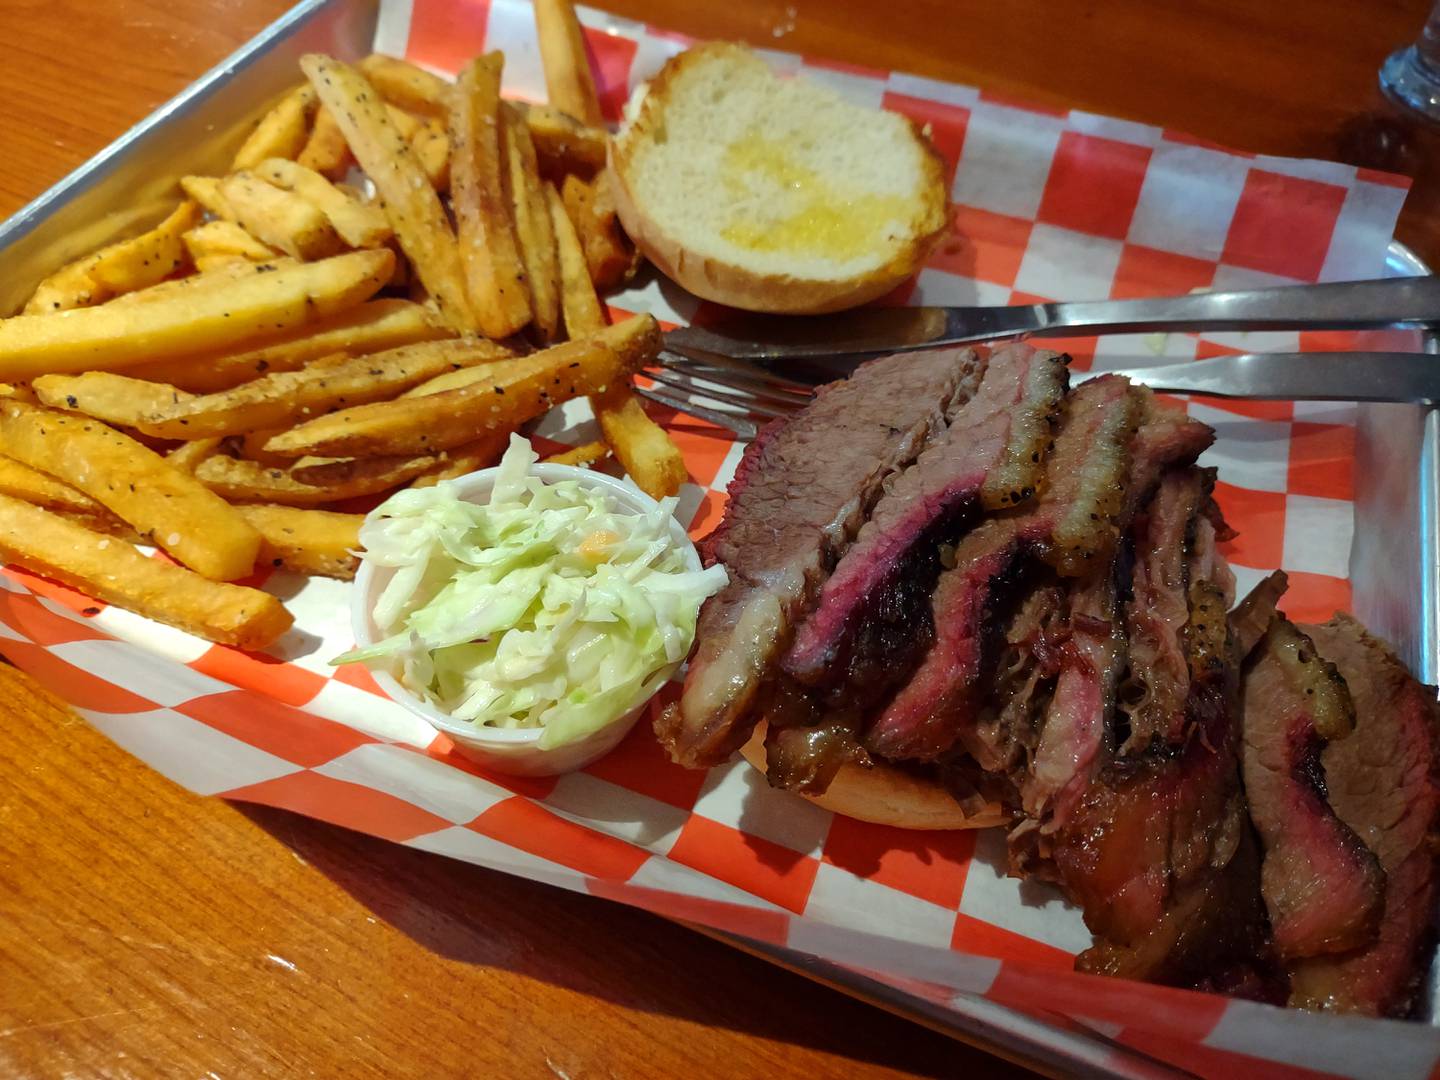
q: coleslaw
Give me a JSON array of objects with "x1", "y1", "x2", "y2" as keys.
[{"x1": 336, "y1": 435, "x2": 727, "y2": 749}]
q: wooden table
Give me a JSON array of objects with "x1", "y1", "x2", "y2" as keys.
[{"x1": 1, "y1": 0, "x2": 1435, "y2": 1076}]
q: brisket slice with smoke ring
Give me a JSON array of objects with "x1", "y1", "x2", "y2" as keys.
[
  {"x1": 1241, "y1": 612, "x2": 1384, "y2": 961},
  {"x1": 1118, "y1": 467, "x2": 1209, "y2": 755},
  {"x1": 658, "y1": 347, "x2": 984, "y2": 769},
  {"x1": 782, "y1": 344, "x2": 1067, "y2": 688},
  {"x1": 864, "y1": 375, "x2": 1140, "y2": 763},
  {"x1": 1287, "y1": 614, "x2": 1440, "y2": 1018}
]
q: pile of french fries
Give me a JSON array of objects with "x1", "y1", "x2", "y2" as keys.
[{"x1": 0, "y1": 2, "x2": 686, "y2": 651}]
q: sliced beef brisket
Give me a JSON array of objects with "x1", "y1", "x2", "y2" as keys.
[
  {"x1": 865, "y1": 376, "x2": 1138, "y2": 763},
  {"x1": 783, "y1": 344, "x2": 1066, "y2": 688},
  {"x1": 659, "y1": 347, "x2": 983, "y2": 768},
  {"x1": 1240, "y1": 613, "x2": 1383, "y2": 961},
  {"x1": 1287, "y1": 615, "x2": 1440, "y2": 1018}
]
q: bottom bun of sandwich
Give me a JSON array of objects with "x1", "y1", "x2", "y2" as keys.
[{"x1": 740, "y1": 721, "x2": 1008, "y2": 831}]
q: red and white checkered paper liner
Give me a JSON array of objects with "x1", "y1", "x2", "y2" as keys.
[{"x1": 2, "y1": 1, "x2": 1435, "y2": 1075}]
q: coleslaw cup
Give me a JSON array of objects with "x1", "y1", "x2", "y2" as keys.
[{"x1": 349, "y1": 462, "x2": 702, "y2": 777}]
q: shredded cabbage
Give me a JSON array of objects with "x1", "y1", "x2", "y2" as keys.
[{"x1": 336, "y1": 435, "x2": 727, "y2": 749}]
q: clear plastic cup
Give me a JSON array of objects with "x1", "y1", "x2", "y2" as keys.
[{"x1": 349, "y1": 462, "x2": 701, "y2": 777}]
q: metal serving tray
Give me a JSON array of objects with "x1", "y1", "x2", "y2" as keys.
[{"x1": 2, "y1": 1, "x2": 1435, "y2": 1075}]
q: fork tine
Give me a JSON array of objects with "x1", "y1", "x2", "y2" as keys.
[
  {"x1": 635, "y1": 386, "x2": 761, "y2": 439},
  {"x1": 645, "y1": 369, "x2": 796, "y2": 419},
  {"x1": 660, "y1": 358, "x2": 814, "y2": 405},
  {"x1": 661, "y1": 343, "x2": 817, "y2": 393}
]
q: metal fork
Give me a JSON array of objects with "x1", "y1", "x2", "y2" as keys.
[
  {"x1": 639, "y1": 348, "x2": 1440, "y2": 439},
  {"x1": 637, "y1": 276, "x2": 1440, "y2": 437}
]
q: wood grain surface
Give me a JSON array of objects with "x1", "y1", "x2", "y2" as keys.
[{"x1": 1, "y1": 0, "x2": 1437, "y2": 1077}]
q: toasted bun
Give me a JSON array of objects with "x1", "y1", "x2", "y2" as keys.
[
  {"x1": 608, "y1": 43, "x2": 948, "y2": 315},
  {"x1": 740, "y1": 722, "x2": 1007, "y2": 831}
]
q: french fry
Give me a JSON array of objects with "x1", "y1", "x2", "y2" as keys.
[
  {"x1": 264, "y1": 314, "x2": 660, "y2": 458},
  {"x1": 0, "y1": 454, "x2": 106, "y2": 515},
  {"x1": 450, "y1": 54, "x2": 531, "y2": 340},
  {"x1": 302, "y1": 53, "x2": 474, "y2": 333},
  {"x1": 255, "y1": 157, "x2": 392, "y2": 248},
  {"x1": 408, "y1": 430, "x2": 510, "y2": 486},
  {"x1": 193, "y1": 255, "x2": 246, "y2": 272},
  {"x1": 0, "y1": 249, "x2": 393, "y2": 381},
  {"x1": 166, "y1": 437, "x2": 223, "y2": 473},
  {"x1": 51, "y1": 507, "x2": 145, "y2": 544},
  {"x1": 297, "y1": 105, "x2": 354, "y2": 179},
  {"x1": 411, "y1": 118, "x2": 451, "y2": 192},
  {"x1": 0, "y1": 402, "x2": 261, "y2": 581},
  {"x1": 232, "y1": 85, "x2": 317, "y2": 170},
  {"x1": 219, "y1": 171, "x2": 344, "y2": 261},
  {"x1": 0, "y1": 383, "x2": 36, "y2": 402},
  {"x1": 33, "y1": 372, "x2": 194, "y2": 428},
  {"x1": 239, "y1": 428, "x2": 293, "y2": 468},
  {"x1": 593, "y1": 388, "x2": 688, "y2": 498},
  {"x1": 124, "y1": 298, "x2": 448, "y2": 392},
  {"x1": 543, "y1": 440, "x2": 608, "y2": 467},
  {"x1": 534, "y1": 0, "x2": 604, "y2": 126},
  {"x1": 23, "y1": 201, "x2": 202, "y2": 314},
  {"x1": 547, "y1": 181, "x2": 604, "y2": 335},
  {"x1": 562, "y1": 174, "x2": 636, "y2": 290},
  {"x1": 512, "y1": 101, "x2": 608, "y2": 176},
  {"x1": 194, "y1": 453, "x2": 436, "y2": 506},
  {"x1": 547, "y1": 183, "x2": 685, "y2": 498},
  {"x1": 400, "y1": 359, "x2": 509, "y2": 398},
  {"x1": 383, "y1": 103, "x2": 423, "y2": 141},
  {"x1": 180, "y1": 175, "x2": 235, "y2": 218},
  {"x1": 504, "y1": 105, "x2": 560, "y2": 340},
  {"x1": 107, "y1": 257, "x2": 296, "y2": 307},
  {"x1": 236, "y1": 504, "x2": 362, "y2": 579},
  {"x1": 0, "y1": 494, "x2": 292, "y2": 649},
  {"x1": 136, "y1": 338, "x2": 514, "y2": 439},
  {"x1": 359, "y1": 54, "x2": 451, "y2": 119},
  {"x1": 183, "y1": 220, "x2": 279, "y2": 263}
]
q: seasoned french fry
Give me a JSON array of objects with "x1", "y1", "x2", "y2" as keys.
[
  {"x1": 0, "y1": 454, "x2": 106, "y2": 515},
  {"x1": 236, "y1": 503, "x2": 362, "y2": 579},
  {"x1": 411, "y1": 118, "x2": 451, "y2": 192},
  {"x1": 166, "y1": 437, "x2": 223, "y2": 473},
  {"x1": 125, "y1": 298, "x2": 449, "y2": 392},
  {"x1": 0, "y1": 249, "x2": 393, "y2": 381},
  {"x1": 512, "y1": 101, "x2": 608, "y2": 176},
  {"x1": 297, "y1": 105, "x2": 354, "y2": 179},
  {"x1": 23, "y1": 201, "x2": 202, "y2": 314},
  {"x1": 547, "y1": 182, "x2": 685, "y2": 498},
  {"x1": 534, "y1": 0, "x2": 604, "y2": 126},
  {"x1": 400, "y1": 359, "x2": 508, "y2": 398},
  {"x1": 359, "y1": 54, "x2": 452, "y2": 119},
  {"x1": 232, "y1": 85, "x2": 317, "y2": 170},
  {"x1": 0, "y1": 494, "x2": 292, "y2": 649},
  {"x1": 33, "y1": 372, "x2": 193, "y2": 428},
  {"x1": 107, "y1": 257, "x2": 296, "y2": 306},
  {"x1": 594, "y1": 389, "x2": 688, "y2": 498},
  {"x1": 255, "y1": 157, "x2": 392, "y2": 248},
  {"x1": 195, "y1": 453, "x2": 436, "y2": 506},
  {"x1": 547, "y1": 181, "x2": 604, "y2": 335},
  {"x1": 562, "y1": 173, "x2": 636, "y2": 290},
  {"x1": 136, "y1": 338, "x2": 514, "y2": 439},
  {"x1": 194, "y1": 255, "x2": 248, "y2": 273},
  {"x1": 383, "y1": 103, "x2": 423, "y2": 141},
  {"x1": 451, "y1": 54, "x2": 531, "y2": 339},
  {"x1": 302, "y1": 54, "x2": 474, "y2": 333},
  {"x1": 239, "y1": 428, "x2": 294, "y2": 468},
  {"x1": 264, "y1": 315, "x2": 660, "y2": 458},
  {"x1": 183, "y1": 219, "x2": 279, "y2": 263},
  {"x1": 504, "y1": 106, "x2": 560, "y2": 341},
  {"x1": 408, "y1": 431, "x2": 510, "y2": 487},
  {"x1": 0, "y1": 383, "x2": 36, "y2": 402},
  {"x1": 51, "y1": 507, "x2": 145, "y2": 544},
  {"x1": 219, "y1": 171, "x2": 344, "y2": 261},
  {"x1": 180, "y1": 175, "x2": 235, "y2": 218},
  {"x1": 543, "y1": 440, "x2": 608, "y2": 467},
  {"x1": 0, "y1": 402, "x2": 261, "y2": 581}
]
